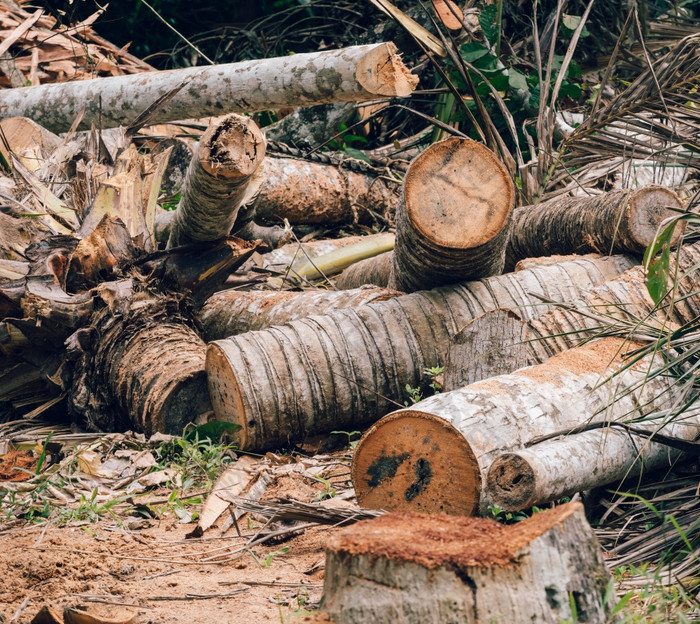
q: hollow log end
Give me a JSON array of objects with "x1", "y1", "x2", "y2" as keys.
[
  {"x1": 485, "y1": 453, "x2": 537, "y2": 511},
  {"x1": 627, "y1": 185, "x2": 684, "y2": 249},
  {"x1": 351, "y1": 410, "x2": 481, "y2": 516},
  {"x1": 199, "y1": 113, "x2": 266, "y2": 179},
  {"x1": 403, "y1": 137, "x2": 514, "y2": 248},
  {"x1": 156, "y1": 370, "x2": 212, "y2": 437},
  {"x1": 205, "y1": 342, "x2": 250, "y2": 448},
  {"x1": 355, "y1": 42, "x2": 419, "y2": 97}
]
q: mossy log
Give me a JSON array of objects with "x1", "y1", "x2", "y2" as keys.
[
  {"x1": 321, "y1": 503, "x2": 612, "y2": 624},
  {"x1": 167, "y1": 114, "x2": 265, "y2": 248},
  {"x1": 351, "y1": 339, "x2": 677, "y2": 516},
  {"x1": 333, "y1": 138, "x2": 514, "y2": 292},
  {"x1": 206, "y1": 255, "x2": 634, "y2": 451},
  {"x1": 199, "y1": 286, "x2": 402, "y2": 340},
  {"x1": 0, "y1": 43, "x2": 418, "y2": 133},
  {"x1": 507, "y1": 186, "x2": 684, "y2": 268}
]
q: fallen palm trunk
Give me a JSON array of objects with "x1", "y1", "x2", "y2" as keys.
[
  {"x1": 206, "y1": 254, "x2": 634, "y2": 451},
  {"x1": 333, "y1": 250, "x2": 394, "y2": 289},
  {"x1": 507, "y1": 186, "x2": 684, "y2": 268},
  {"x1": 200, "y1": 286, "x2": 402, "y2": 340},
  {"x1": 486, "y1": 421, "x2": 696, "y2": 512},
  {"x1": 252, "y1": 157, "x2": 399, "y2": 225},
  {"x1": 351, "y1": 339, "x2": 676, "y2": 516},
  {"x1": 321, "y1": 503, "x2": 612, "y2": 624},
  {"x1": 0, "y1": 43, "x2": 418, "y2": 133},
  {"x1": 167, "y1": 114, "x2": 265, "y2": 248},
  {"x1": 334, "y1": 138, "x2": 514, "y2": 292}
]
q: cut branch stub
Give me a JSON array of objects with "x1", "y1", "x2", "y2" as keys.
[
  {"x1": 351, "y1": 338, "x2": 676, "y2": 516},
  {"x1": 206, "y1": 255, "x2": 634, "y2": 451},
  {"x1": 507, "y1": 186, "x2": 684, "y2": 268},
  {"x1": 321, "y1": 503, "x2": 612, "y2": 624},
  {"x1": 167, "y1": 114, "x2": 265, "y2": 248},
  {"x1": 0, "y1": 43, "x2": 418, "y2": 133}
]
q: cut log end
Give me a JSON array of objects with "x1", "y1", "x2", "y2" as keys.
[
  {"x1": 356, "y1": 42, "x2": 419, "y2": 97},
  {"x1": 199, "y1": 114, "x2": 266, "y2": 179},
  {"x1": 205, "y1": 343, "x2": 249, "y2": 448},
  {"x1": 485, "y1": 453, "x2": 537, "y2": 510},
  {"x1": 626, "y1": 185, "x2": 684, "y2": 249},
  {"x1": 403, "y1": 137, "x2": 513, "y2": 249},
  {"x1": 352, "y1": 410, "x2": 481, "y2": 515}
]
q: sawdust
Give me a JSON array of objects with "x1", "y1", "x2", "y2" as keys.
[{"x1": 0, "y1": 449, "x2": 37, "y2": 481}]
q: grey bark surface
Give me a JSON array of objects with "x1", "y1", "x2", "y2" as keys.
[
  {"x1": 263, "y1": 102, "x2": 357, "y2": 148},
  {"x1": 199, "y1": 286, "x2": 402, "y2": 340},
  {"x1": 321, "y1": 503, "x2": 612, "y2": 624},
  {"x1": 206, "y1": 254, "x2": 634, "y2": 451},
  {"x1": 167, "y1": 114, "x2": 265, "y2": 248},
  {"x1": 0, "y1": 43, "x2": 418, "y2": 133},
  {"x1": 352, "y1": 339, "x2": 676, "y2": 516},
  {"x1": 507, "y1": 186, "x2": 683, "y2": 268}
]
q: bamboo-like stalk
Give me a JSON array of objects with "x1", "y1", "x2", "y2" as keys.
[
  {"x1": 351, "y1": 339, "x2": 678, "y2": 516},
  {"x1": 507, "y1": 186, "x2": 684, "y2": 268},
  {"x1": 0, "y1": 43, "x2": 418, "y2": 133},
  {"x1": 167, "y1": 114, "x2": 265, "y2": 248},
  {"x1": 206, "y1": 254, "x2": 634, "y2": 451}
]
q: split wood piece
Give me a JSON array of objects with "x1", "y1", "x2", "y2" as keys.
[
  {"x1": 507, "y1": 186, "x2": 684, "y2": 269},
  {"x1": 206, "y1": 254, "x2": 635, "y2": 451},
  {"x1": 0, "y1": 117, "x2": 61, "y2": 172},
  {"x1": 199, "y1": 286, "x2": 402, "y2": 340},
  {"x1": 167, "y1": 114, "x2": 265, "y2": 248},
  {"x1": 351, "y1": 338, "x2": 676, "y2": 516},
  {"x1": 333, "y1": 251, "x2": 394, "y2": 289},
  {"x1": 69, "y1": 283, "x2": 210, "y2": 435},
  {"x1": 335, "y1": 138, "x2": 515, "y2": 292},
  {"x1": 252, "y1": 156, "x2": 398, "y2": 226},
  {"x1": 487, "y1": 421, "x2": 696, "y2": 512},
  {"x1": 321, "y1": 503, "x2": 612, "y2": 624},
  {"x1": 0, "y1": 43, "x2": 418, "y2": 133}
]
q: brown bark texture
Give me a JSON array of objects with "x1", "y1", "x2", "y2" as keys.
[
  {"x1": 507, "y1": 186, "x2": 683, "y2": 268},
  {"x1": 321, "y1": 503, "x2": 612, "y2": 624},
  {"x1": 351, "y1": 338, "x2": 677, "y2": 516},
  {"x1": 199, "y1": 286, "x2": 402, "y2": 340},
  {"x1": 167, "y1": 114, "x2": 265, "y2": 248},
  {"x1": 205, "y1": 254, "x2": 634, "y2": 451},
  {"x1": 333, "y1": 251, "x2": 394, "y2": 289}
]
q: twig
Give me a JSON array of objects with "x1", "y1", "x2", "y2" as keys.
[{"x1": 8, "y1": 596, "x2": 30, "y2": 624}]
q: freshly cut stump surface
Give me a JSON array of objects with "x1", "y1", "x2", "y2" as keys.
[{"x1": 321, "y1": 503, "x2": 611, "y2": 624}]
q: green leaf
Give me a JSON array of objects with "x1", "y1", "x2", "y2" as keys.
[
  {"x1": 459, "y1": 42, "x2": 489, "y2": 64},
  {"x1": 508, "y1": 69, "x2": 529, "y2": 92},
  {"x1": 643, "y1": 219, "x2": 680, "y2": 304},
  {"x1": 562, "y1": 14, "x2": 590, "y2": 38},
  {"x1": 479, "y1": 4, "x2": 499, "y2": 46},
  {"x1": 472, "y1": 53, "x2": 499, "y2": 71},
  {"x1": 184, "y1": 420, "x2": 241, "y2": 443},
  {"x1": 342, "y1": 147, "x2": 371, "y2": 162},
  {"x1": 611, "y1": 591, "x2": 633, "y2": 615},
  {"x1": 558, "y1": 81, "x2": 582, "y2": 99}
]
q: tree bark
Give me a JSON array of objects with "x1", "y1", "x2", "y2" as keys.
[
  {"x1": 507, "y1": 186, "x2": 684, "y2": 269},
  {"x1": 334, "y1": 251, "x2": 394, "y2": 289},
  {"x1": 199, "y1": 286, "x2": 402, "y2": 340},
  {"x1": 351, "y1": 338, "x2": 676, "y2": 516},
  {"x1": 167, "y1": 114, "x2": 265, "y2": 248},
  {"x1": 321, "y1": 503, "x2": 612, "y2": 624},
  {"x1": 486, "y1": 424, "x2": 692, "y2": 512},
  {"x1": 252, "y1": 156, "x2": 399, "y2": 226},
  {"x1": 333, "y1": 138, "x2": 514, "y2": 292},
  {"x1": 0, "y1": 43, "x2": 418, "y2": 133},
  {"x1": 205, "y1": 254, "x2": 634, "y2": 451}
]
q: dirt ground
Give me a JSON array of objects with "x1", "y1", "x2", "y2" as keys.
[{"x1": 0, "y1": 511, "x2": 335, "y2": 623}]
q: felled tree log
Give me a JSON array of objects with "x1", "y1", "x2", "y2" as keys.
[
  {"x1": 0, "y1": 43, "x2": 418, "y2": 133},
  {"x1": 487, "y1": 422, "x2": 694, "y2": 512},
  {"x1": 507, "y1": 186, "x2": 684, "y2": 268},
  {"x1": 321, "y1": 503, "x2": 612, "y2": 624},
  {"x1": 206, "y1": 255, "x2": 634, "y2": 451},
  {"x1": 199, "y1": 286, "x2": 402, "y2": 340},
  {"x1": 351, "y1": 339, "x2": 675, "y2": 516},
  {"x1": 251, "y1": 156, "x2": 398, "y2": 225},
  {"x1": 333, "y1": 138, "x2": 514, "y2": 291},
  {"x1": 334, "y1": 251, "x2": 394, "y2": 289},
  {"x1": 167, "y1": 114, "x2": 265, "y2": 248},
  {"x1": 263, "y1": 102, "x2": 357, "y2": 148}
]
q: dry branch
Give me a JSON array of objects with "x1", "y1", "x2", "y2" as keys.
[
  {"x1": 206, "y1": 255, "x2": 634, "y2": 451},
  {"x1": 321, "y1": 503, "x2": 612, "y2": 624},
  {"x1": 167, "y1": 114, "x2": 265, "y2": 248},
  {"x1": 507, "y1": 186, "x2": 684, "y2": 268},
  {"x1": 351, "y1": 339, "x2": 679, "y2": 516},
  {"x1": 0, "y1": 43, "x2": 418, "y2": 133}
]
